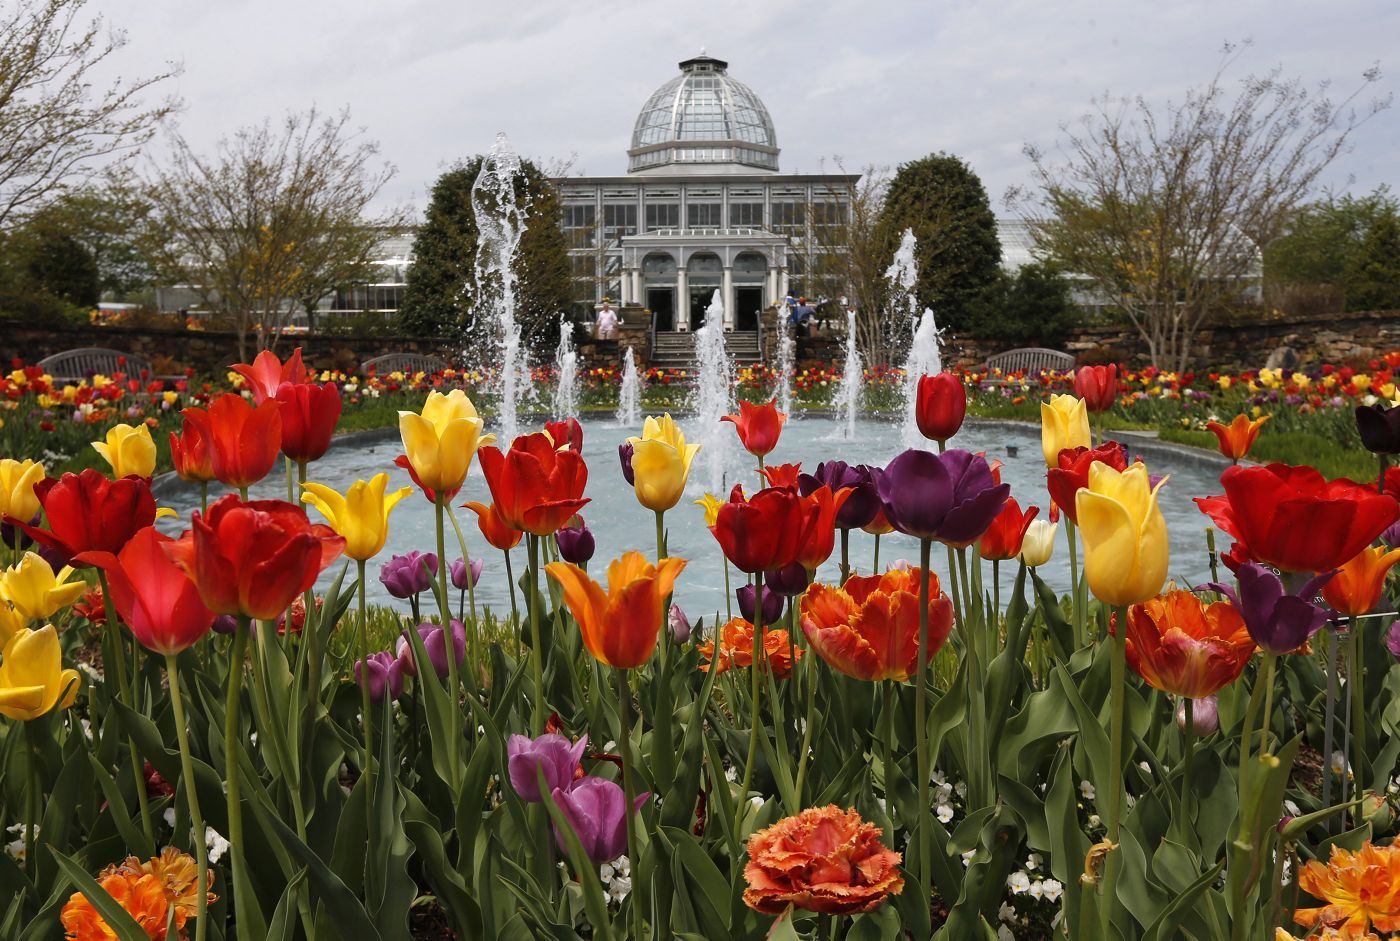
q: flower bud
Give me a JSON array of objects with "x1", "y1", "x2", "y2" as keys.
[
  {"x1": 668, "y1": 603, "x2": 691, "y2": 643},
  {"x1": 1175, "y1": 696, "x2": 1219, "y2": 736}
]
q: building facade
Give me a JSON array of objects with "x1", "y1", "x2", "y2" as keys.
[{"x1": 556, "y1": 54, "x2": 859, "y2": 331}]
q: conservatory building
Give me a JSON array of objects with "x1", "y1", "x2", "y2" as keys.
[{"x1": 556, "y1": 54, "x2": 859, "y2": 331}]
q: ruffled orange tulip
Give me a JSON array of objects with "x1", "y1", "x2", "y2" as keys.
[
  {"x1": 698, "y1": 617, "x2": 803, "y2": 679},
  {"x1": 1206, "y1": 413, "x2": 1269, "y2": 461},
  {"x1": 545, "y1": 551, "x2": 686, "y2": 668},
  {"x1": 462, "y1": 500, "x2": 523, "y2": 551},
  {"x1": 722, "y1": 398, "x2": 786, "y2": 458},
  {"x1": 183, "y1": 393, "x2": 283, "y2": 490},
  {"x1": 743, "y1": 806, "x2": 903, "y2": 915},
  {"x1": 479, "y1": 432, "x2": 589, "y2": 536},
  {"x1": 800, "y1": 568, "x2": 952, "y2": 682},
  {"x1": 61, "y1": 847, "x2": 214, "y2": 940},
  {"x1": 1322, "y1": 545, "x2": 1400, "y2": 617},
  {"x1": 1294, "y1": 840, "x2": 1400, "y2": 936},
  {"x1": 1123, "y1": 590, "x2": 1255, "y2": 699}
]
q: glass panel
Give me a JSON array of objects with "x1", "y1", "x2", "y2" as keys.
[{"x1": 687, "y1": 202, "x2": 722, "y2": 227}]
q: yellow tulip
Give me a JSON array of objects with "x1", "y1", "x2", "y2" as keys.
[
  {"x1": 0, "y1": 625, "x2": 81, "y2": 721},
  {"x1": 0, "y1": 603, "x2": 26, "y2": 646},
  {"x1": 398, "y1": 390, "x2": 495, "y2": 496},
  {"x1": 1040, "y1": 394, "x2": 1090, "y2": 467},
  {"x1": 694, "y1": 492, "x2": 723, "y2": 527},
  {"x1": 1075, "y1": 463, "x2": 1169, "y2": 607},
  {"x1": 627, "y1": 414, "x2": 702, "y2": 513},
  {"x1": 0, "y1": 458, "x2": 45, "y2": 521},
  {"x1": 92, "y1": 423, "x2": 157, "y2": 479},
  {"x1": 1018, "y1": 519, "x2": 1059, "y2": 568},
  {"x1": 301, "y1": 472, "x2": 413, "y2": 561},
  {"x1": 0, "y1": 552, "x2": 86, "y2": 623}
]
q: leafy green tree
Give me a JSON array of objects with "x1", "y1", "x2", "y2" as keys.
[
  {"x1": 22, "y1": 179, "x2": 156, "y2": 298},
  {"x1": 1344, "y1": 210, "x2": 1400, "y2": 311},
  {"x1": 877, "y1": 153, "x2": 1001, "y2": 337},
  {"x1": 1264, "y1": 187, "x2": 1400, "y2": 311},
  {"x1": 22, "y1": 228, "x2": 99, "y2": 306},
  {"x1": 401, "y1": 157, "x2": 571, "y2": 350},
  {"x1": 967, "y1": 261, "x2": 1080, "y2": 345}
]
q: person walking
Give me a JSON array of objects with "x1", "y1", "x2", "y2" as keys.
[{"x1": 595, "y1": 298, "x2": 619, "y2": 339}]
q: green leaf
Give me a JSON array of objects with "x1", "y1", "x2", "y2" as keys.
[
  {"x1": 662, "y1": 826, "x2": 731, "y2": 936},
  {"x1": 535, "y1": 769, "x2": 614, "y2": 941},
  {"x1": 48, "y1": 848, "x2": 150, "y2": 941}
]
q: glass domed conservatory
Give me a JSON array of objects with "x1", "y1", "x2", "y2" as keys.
[{"x1": 558, "y1": 53, "x2": 859, "y2": 333}]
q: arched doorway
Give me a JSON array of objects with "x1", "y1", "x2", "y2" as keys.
[
  {"x1": 732, "y1": 251, "x2": 768, "y2": 330},
  {"x1": 642, "y1": 252, "x2": 677, "y2": 331},
  {"x1": 686, "y1": 252, "x2": 722, "y2": 330}
]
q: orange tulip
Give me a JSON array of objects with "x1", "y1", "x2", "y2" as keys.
[
  {"x1": 800, "y1": 568, "x2": 952, "y2": 682},
  {"x1": 479, "y1": 433, "x2": 589, "y2": 536},
  {"x1": 977, "y1": 497, "x2": 1039, "y2": 561},
  {"x1": 760, "y1": 463, "x2": 803, "y2": 489},
  {"x1": 1123, "y1": 590, "x2": 1255, "y2": 699},
  {"x1": 698, "y1": 617, "x2": 803, "y2": 679},
  {"x1": 1294, "y1": 840, "x2": 1400, "y2": 936},
  {"x1": 1206, "y1": 414, "x2": 1269, "y2": 461},
  {"x1": 183, "y1": 393, "x2": 283, "y2": 489},
  {"x1": 722, "y1": 398, "x2": 786, "y2": 458},
  {"x1": 1322, "y1": 545, "x2": 1400, "y2": 617},
  {"x1": 743, "y1": 806, "x2": 903, "y2": 915},
  {"x1": 794, "y1": 484, "x2": 852, "y2": 572},
  {"x1": 545, "y1": 551, "x2": 686, "y2": 668},
  {"x1": 862, "y1": 506, "x2": 895, "y2": 536},
  {"x1": 462, "y1": 500, "x2": 523, "y2": 551}
]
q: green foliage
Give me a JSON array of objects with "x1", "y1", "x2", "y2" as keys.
[
  {"x1": 1344, "y1": 210, "x2": 1400, "y2": 311},
  {"x1": 877, "y1": 153, "x2": 1002, "y2": 335},
  {"x1": 400, "y1": 157, "x2": 571, "y2": 348},
  {"x1": 20, "y1": 229, "x2": 99, "y2": 307},
  {"x1": 965, "y1": 261, "x2": 1081, "y2": 344},
  {"x1": 1264, "y1": 186, "x2": 1400, "y2": 311}
]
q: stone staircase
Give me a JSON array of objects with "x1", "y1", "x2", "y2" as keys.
[{"x1": 648, "y1": 330, "x2": 762, "y2": 371}]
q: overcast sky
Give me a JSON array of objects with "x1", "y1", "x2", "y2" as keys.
[{"x1": 110, "y1": 0, "x2": 1396, "y2": 216}]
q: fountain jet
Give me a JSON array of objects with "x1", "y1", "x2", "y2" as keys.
[
  {"x1": 471, "y1": 133, "x2": 529, "y2": 441},
  {"x1": 692, "y1": 289, "x2": 733, "y2": 491},
  {"x1": 617, "y1": 346, "x2": 641, "y2": 426}
]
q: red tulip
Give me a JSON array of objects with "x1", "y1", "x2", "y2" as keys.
[
  {"x1": 478, "y1": 433, "x2": 590, "y2": 536},
  {"x1": 76, "y1": 527, "x2": 215, "y2": 654},
  {"x1": 978, "y1": 498, "x2": 1040, "y2": 561},
  {"x1": 231, "y1": 348, "x2": 308, "y2": 403},
  {"x1": 761, "y1": 463, "x2": 803, "y2": 489},
  {"x1": 544, "y1": 418, "x2": 584, "y2": 452},
  {"x1": 914, "y1": 372, "x2": 966, "y2": 444},
  {"x1": 722, "y1": 399, "x2": 786, "y2": 458},
  {"x1": 1046, "y1": 442, "x2": 1129, "y2": 525},
  {"x1": 794, "y1": 485, "x2": 853, "y2": 572},
  {"x1": 161, "y1": 495, "x2": 345, "y2": 620},
  {"x1": 277, "y1": 381, "x2": 341, "y2": 464},
  {"x1": 169, "y1": 417, "x2": 216, "y2": 484},
  {"x1": 711, "y1": 485, "x2": 807, "y2": 574},
  {"x1": 462, "y1": 500, "x2": 524, "y2": 551},
  {"x1": 1203, "y1": 464, "x2": 1399, "y2": 574},
  {"x1": 1073, "y1": 364, "x2": 1119, "y2": 413},
  {"x1": 183, "y1": 393, "x2": 282, "y2": 489},
  {"x1": 6, "y1": 469, "x2": 156, "y2": 566}
]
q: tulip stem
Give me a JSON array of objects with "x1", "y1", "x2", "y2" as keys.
[
  {"x1": 284, "y1": 455, "x2": 293, "y2": 502},
  {"x1": 723, "y1": 560, "x2": 733, "y2": 621},
  {"x1": 445, "y1": 504, "x2": 481, "y2": 673},
  {"x1": 840, "y1": 528, "x2": 850, "y2": 584},
  {"x1": 736, "y1": 577, "x2": 767, "y2": 836},
  {"x1": 226, "y1": 617, "x2": 251, "y2": 933},
  {"x1": 872, "y1": 533, "x2": 880, "y2": 572},
  {"x1": 434, "y1": 495, "x2": 466, "y2": 707},
  {"x1": 24, "y1": 720, "x2": 38, "y2": 878},
  {"x1": 166, "y1": 654, "x2": 210, "y2": 941},
  {"x1": 882, "y1": 680, "x2": 896, "y2": 831},
  {"x1": 356, "y1": 559, "x2": 374, "y2": 828},
  {"x1": 96, "y1": 569, "x2": 154, "y2": 845},
  {"x1": 614, "y1": 666, "x2": 643, "y2": 938},
  {"x1": 199, "y1": 480, "x2": 208, "y2": 514},
  {"x1": 1099, "y1": 604, "x2": 1128, "y2": 937},
  {"x1": 915, "y1": 537, "x2": 932, "y2": 902},
  {"x1": 527, "y1": 534, "x2": 546, "y2": 732},
  {"x1": 1179, "y1": 698, "x2": 1195, "y2": 841},
  {"x1": 1322, "y1": 626, "x2": 1339, "y2": 822},
  {"x1": 1350, "y1": 615, "x2": 1365, "y2": 804},
  {"x1": 503, "y1": 549, "x2": 519, "y2": 623},
  {"x1": 1065, "y1": 519, "x2": 1083, "y2": 648}
]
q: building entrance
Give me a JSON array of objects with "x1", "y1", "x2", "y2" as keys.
[{"x1": 647, "y1": 288, "x2": 675, "y2": 332}]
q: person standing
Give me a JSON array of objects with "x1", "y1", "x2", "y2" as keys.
[{"x1": 595, "y1": 298, "x2": 619, "y2": 339}]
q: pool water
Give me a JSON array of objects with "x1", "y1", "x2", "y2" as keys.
[{"x1": 157, "y1": 416, "x2": 1231, "y2": 623}]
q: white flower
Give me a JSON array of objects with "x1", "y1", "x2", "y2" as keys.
[
  {"x1": 936, "y1": 804, "x2": 954, "y2": 824},
  {"x1": 749, "y1": 796, "x2": 763, "y2": 808},
  {"x1": 954, "y1": 781, "x2": 967, "y2": 798},
  {"x1": 931, "y1": 769, "x2": 947, "y2": 787},
  {"x1": 205, "y1": 827, "x2": 230, "y2": 864},
  {"x1": 1284, "y1": 800, "x2": 1301, "y2": 817},
  {"x1": 998, "y1": 902, "x2": 1017, "y2": 923},
  {"x1": 1079, "y1": 780, "x2": 1095, "y2": 801},
  {"x1": 998, "y1": 927, "x2": 1014, "y2": 941},
  {"x1": 162, "y1": 808, "x2": 177, "y2": 828},
  {"x1": 1088, "y1": 814, "x2": 1101, "y2": 828},
  {"x1": 1026, "y1": 852, "x2": 1042, "y2": 871},
  {"x1": 1008, "y1": 871, "x2": 1031, "y2": 894},
  {"x1": 725, "y1": 766, "x2": 738, "y2": 782},
  {"x1": 1041, "y1": 879, "x2": 1063, "y2": 902},
  {"x1": 1029, "y1": 880, "x2": 1045, "y2": 900},
  {"x1": 960, "y1": 849, "x2": 976, "y2": 868},
  {"x1": 1331, "y1": 751, "x2": 1351, "y2": 776},
  {"x1": 1138, "y1": 761, "x2": 1152, "y2": 775},
  {"x1": 934, "y1": 783, "x2": 954, "y2": 804}
]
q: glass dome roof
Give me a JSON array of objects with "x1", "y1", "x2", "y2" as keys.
[{"x1": 628, "y1": 55, "x2": 779, "y2": 174}]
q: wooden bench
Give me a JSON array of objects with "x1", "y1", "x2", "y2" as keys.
[
  {"x1": 984, "y1": 347, "x2": 1076, "y2": 379},
  {"x1": 360, "y1": 352, "x2": 449, "y2": 376},
  {"x1": 37, "y1": 347, "x2": 160, "y2": 384}
]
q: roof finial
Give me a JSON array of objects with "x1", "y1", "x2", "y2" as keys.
[{"x1": 699, "y1": 44, "x2": 706, "y2": 56}]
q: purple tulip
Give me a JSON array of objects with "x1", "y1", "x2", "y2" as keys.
[
  {"x1": 379, "y1": 551, "x2": 439, "y2": 599},
  {"x1": 211, "y1": 614, "x2": 240, "y2": 636},
  {"x1": 1385, "y1": 619, "x2": 1400, "y2": 661},
  {"x1": 668, "y1": 603, "x2": 691, "y2": 643},
  {"x1": 396, "y1": 620, "x2": 466, "y2": 679},
  {"x1": 506, "y1": 732, "x2": 588, "y2": 802},
  {"x1": 618, "y1": 442, "x2": 636, "y2": 486},
  {"x1": 875, "y1": 448, "x2": 1009, "y2": 546},
  {"x1": 355, "y1": 651, "x2": 404, "y2": 705},
  {"x1": 1205, "y1": 563, "x2": 1335, "y2": 656},
  {"x1": 556, "y1": 521, "x2": 596, "y2": 565},
  {"x1": 1382, "y1": 519, "x2": 1400, "y2": 548},
  {"x1": 798, "y1": 462, "x2": 881, "y2": 530},
  {"x1": 450, "y1": 556, "x2": 484, "y2": 591},
  {"x1": 736, "y1": 582, "x2": 784, "y2": 625},
  {"x1": 551, "y1": 775, "x2": 649, "y2": 865},
  {"x1": 765, "y1": 562, "x2": 810, "y2": 598},
  {"x1": 1176, "y1": 696, "x2": 1219, "y2": 736}
]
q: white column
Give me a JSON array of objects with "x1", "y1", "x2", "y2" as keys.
[
  {"x1": 675, "y1": 269, "x2": 688, "y2": 331},
  {"x1": 632, "y1": 269, "x2": 643, "y2": 305},
  {"x1": 766, "y1": 267, "x2": 776, "y2": 306},
  {"x1": 721, "y1": 266, "x2": 734, "y2": 330},
  {"x1": 778, "y1": 268, "x2": 789, "y2": 301},
  {"x1": 619, "y1": 270, "x2": 630, "y2": 306}
]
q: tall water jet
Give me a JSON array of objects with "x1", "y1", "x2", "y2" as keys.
[
  {"x1": 774, "y1": 313, "x2": 795, "y2": 416},
  {"x1": 834, "y1": 307, "x2": 862, "y2": 439},
  {"x1": 472, "y1": 133, "x2": 529, "y2": 441},
  {"x1": 552, "y1": 317, "x2": 578, "y2": 419},
  {"x1": 886, "y1": 227, "x2": 920, "y2": 335},
  {"x1": 616, "y1": 346, "x2": 641, "y2": 426},
  {"x1": 692, "y1": 289, "x2": 733, "y2": 491},
  {"x1": 900, "y1": 308, "x2": 944, "y2": 447}
]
